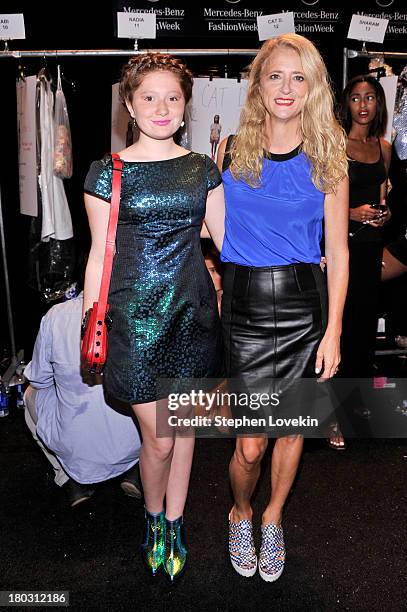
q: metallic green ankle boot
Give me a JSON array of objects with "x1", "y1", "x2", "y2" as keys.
[
  {"x1": 141, "y1": 508, "x2": 165, "y2": 575},
  {"x1": 164, "y1": 516, "x2": 187, "y2": 582}
]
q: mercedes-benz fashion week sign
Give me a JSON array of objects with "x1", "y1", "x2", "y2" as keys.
[{"x1": 115, "y1": 1, "x2": 407, "y2": 41}]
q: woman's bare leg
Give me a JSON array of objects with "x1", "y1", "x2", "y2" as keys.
[
  {"x1": 381, "y1": 248, "x2": 407, "y2": 281},
  {"x1": 229, "y1": 436, "x2": 268, "y2": 522},
  {"x1": 132, "y1": 401, "x2": 174, "y2": 513},
  {"x1": 165, "y1": 436, "x2": 195, "y2": 520},
  {"x1": 133, "y1": 401, "x2": 195, "y2": 518},
  {"x1": 262, "y1": 435, "x2": 303, "y2": 526}
]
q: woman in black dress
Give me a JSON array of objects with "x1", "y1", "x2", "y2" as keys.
[
  {"x1": 332, "y1": 75, "x2": 391, "y2": 446},
  {"x1": 83, "y1": 54, "x2": 225, "y2": 581}
]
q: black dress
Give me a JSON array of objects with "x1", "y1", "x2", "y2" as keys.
[
  {"x1": 340, "y1": 141, "x2": 387, "y2": 379},
  {"x1": 84, "y1": 152, "x2": 223, "y2": 404}
]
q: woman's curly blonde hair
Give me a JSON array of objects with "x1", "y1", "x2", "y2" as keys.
[
  {"x1": 119, "y1": 52, "x2": 193, "y2": 105},
  {"x1": 230, "y1": 33, "x2": 347, "y2": 193}
]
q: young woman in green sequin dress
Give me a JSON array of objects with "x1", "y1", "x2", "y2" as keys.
[{"x1": 83, "y1": 54, "x2": 225, "y2": 581}]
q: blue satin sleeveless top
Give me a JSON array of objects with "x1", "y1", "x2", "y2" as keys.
[{"x1": 221, "y1": 146, "x2": 325, "y2": 266}]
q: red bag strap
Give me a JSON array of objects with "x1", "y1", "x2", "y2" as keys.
[{"x1": 97, "y1": 153, "x2": 123, "y2": 311}]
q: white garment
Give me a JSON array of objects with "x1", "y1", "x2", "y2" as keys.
[{"x1": 38, "y1": 77, "x2": 73, "y2": 241}]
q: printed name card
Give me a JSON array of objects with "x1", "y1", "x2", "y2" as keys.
[
  {"x1": 0, "y1": 14, "x2": 25, "y2": 40},
  {"x1": 347, "y1": 14, "x2": 388, "y2": 44},
  {"x1": 117, "y1": 12, "x2": 156, "y2": 40},
  {"x1": 257, "y1": 12, "x2": 295, "y2": 42}
]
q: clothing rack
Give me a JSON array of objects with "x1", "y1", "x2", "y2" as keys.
[
  {"x1": 342, "y1": 47, "x2": 407, "y2": 89},
  {"x1": 0, "y1": 48, "x2": 258, "y2": 59},
  {"x1": 0, "y1": 46, "x2": 257, "y2": 386}
]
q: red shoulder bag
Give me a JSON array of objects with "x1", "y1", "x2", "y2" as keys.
[{"x1": 80, "y1": 154, "x2": 123, "y2": 373}]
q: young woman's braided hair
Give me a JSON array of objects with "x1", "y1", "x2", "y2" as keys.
[{"x1": 119, "y1": 52, "x2": 194, "y2": 105}]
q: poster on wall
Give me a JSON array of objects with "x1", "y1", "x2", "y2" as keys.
[
  {"x1": 189, "y1": 78, "x2": 248, "y2": 158},
  {"x1": 16, "y1": 75, "x2": 38, "y2": 217}
]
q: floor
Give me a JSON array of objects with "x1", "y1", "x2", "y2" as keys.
[{"x1": 1, "y1": 405, "x2": 407, "y2": 611}]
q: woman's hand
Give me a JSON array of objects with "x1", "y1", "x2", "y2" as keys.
[
  {"x1": 315, "y1": 331, "x2": 341, "y2": 381},
  {"x1": 368, "y1": 202, "x2": 391, "y2": 228},
  {"x1": 349, "y1": 204, "x2": 380, "y2": 223}
]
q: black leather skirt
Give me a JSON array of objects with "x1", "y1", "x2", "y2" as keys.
[{"x1": 221, "y1": 263, "x2": 327, "y2": 380}]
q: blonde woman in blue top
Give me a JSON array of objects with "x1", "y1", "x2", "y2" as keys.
[{"x1": 217, "y1": 34, "x2": 349, "y2": 582}]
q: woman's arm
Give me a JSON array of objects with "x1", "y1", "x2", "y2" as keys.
[
  {"x1": 380, "y1": 138, "x2": 392, "y2": 201},
  {"x1": 82, "y1": 193, "x2": 111, "y2": 317},
  {"x1": 216, "y1": 137, "x2": 229, "y2": 172},
  {"x1": 316, "y1": 176, "x2": 349, "y2": 380},
  {"x1": 368, "y1": 139, "x2": 392, "y2": 228},
  {"x1": 200, "y1": 222, "x2": 211, "y2": 239},
  {"x1": 199, "y1": 137, "x2": 229, "y2": 241},
  {"x1": 204, "y1": 184, "x2": 225, "y2": 252}
]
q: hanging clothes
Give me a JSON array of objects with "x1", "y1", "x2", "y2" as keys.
[
  {"x1": 37, "y1": 72, "x2": 73, "y2": 242},
  {"x1": 53, "y1": 66, "x2": 73, "y2": 179},
  {"x1": 26, "y1": 70, "x2": 75, "y2": 302},
  {"x1": 393, "y1": 65, "x2": 407, "y2": 161}
]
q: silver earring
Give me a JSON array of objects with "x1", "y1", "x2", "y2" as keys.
[
  {"x1": 180, "y1": 120, "x2": 185, "y2": 128},
  {"x1": 132, "y1": 117, "x2": 137, "y2": 127}
]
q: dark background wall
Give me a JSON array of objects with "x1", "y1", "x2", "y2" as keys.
[{"x1": 1, "y1": 0, "x2": 407, "y2": 359}]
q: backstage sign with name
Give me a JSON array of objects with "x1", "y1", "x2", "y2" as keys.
[
  {"x1": 116, "y1": 0, "x2": 188, "y2": 35},
  {"x1": 114, "y1": 1, "x2": 344, "y2": 40},
  {"x1": 352, "y1": 0, "x2": 407, "y2": 40}
]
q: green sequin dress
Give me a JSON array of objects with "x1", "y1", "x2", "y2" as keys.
[{"x1": 84, "y1": 152, "x2": 223, "y2": 404}]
